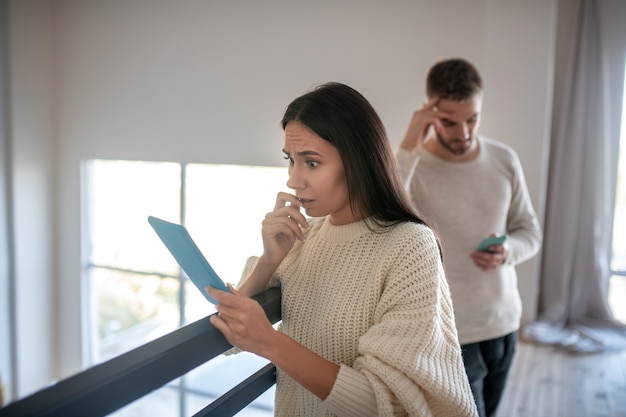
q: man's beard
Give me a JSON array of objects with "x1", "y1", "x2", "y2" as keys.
[{"x1": 435, "y1": 131, "x2": 474, "y2": 155}]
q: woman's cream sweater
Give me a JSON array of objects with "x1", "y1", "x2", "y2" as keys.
[{"x1": 241, "y1": 216, "x2": 478, "y2": 417}]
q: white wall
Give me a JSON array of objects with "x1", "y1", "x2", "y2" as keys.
[
  {"x1": 6, "y1": 0, "x2": 56, "y2": 398},
  {"x1": 6, "y1": 0, "x2": 556, "y2": 398}
]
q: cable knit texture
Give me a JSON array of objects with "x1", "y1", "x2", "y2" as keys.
[{"x1": 240, "y1": 216, "x2": 477, "y2": 417}]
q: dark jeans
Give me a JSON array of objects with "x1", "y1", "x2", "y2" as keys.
[{"x1": 461, "y1": 331, "x2": 517, "y2": 417}]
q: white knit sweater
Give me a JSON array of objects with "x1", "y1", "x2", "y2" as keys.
[
  {"x1": 396, "y1": 137, "x2": 542, "y2": 344},
  {"x1": 240, "y1": 216, "x2": 477, "y2": 417}
]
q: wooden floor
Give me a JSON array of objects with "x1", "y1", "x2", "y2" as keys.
[{"x1": 496, "y1": 340, "x2": 626, "y2": 417}]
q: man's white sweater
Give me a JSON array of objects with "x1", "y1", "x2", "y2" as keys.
[{"x1": 396, "y1": 137, "x2": 542, "y2": 344}]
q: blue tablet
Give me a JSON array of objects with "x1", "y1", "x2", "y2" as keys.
[{"x1": 148, "y1": 216, "x2": 229, "y2": 304}]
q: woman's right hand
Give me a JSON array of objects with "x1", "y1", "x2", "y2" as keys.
[{"x1": 260, "y1": 192, "x2": 309, "y2": 265}]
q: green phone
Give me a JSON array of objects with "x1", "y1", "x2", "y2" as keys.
[{"x1": 477, "y1": 235, "x2": 508, "y2": 252}]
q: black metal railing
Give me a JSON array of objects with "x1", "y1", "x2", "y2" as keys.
[{"x1": 0, "y1": 288, "x2": 281, "y2": 417}]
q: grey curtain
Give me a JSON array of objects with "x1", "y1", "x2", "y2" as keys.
[{"x1": 522, "y1": 0, "x2": 626, "y2": 352}]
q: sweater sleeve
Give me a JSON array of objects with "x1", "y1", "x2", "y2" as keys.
[
  {"x1": 504, "y1": 151, "x2": 543, "y2": 266},
  {"x1": 324, "y1": 225, "x2": 478, "y2": 417},
  {"x1": 322, "y1": 365, "x2": 379, "y2": 416},
  {"x1": 395, "y1": 147, "x2": 421, "y2": 189}
]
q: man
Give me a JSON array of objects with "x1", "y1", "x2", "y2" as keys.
[{"x1": 396, "y1": 58, "x2": 542, "y2": 417}]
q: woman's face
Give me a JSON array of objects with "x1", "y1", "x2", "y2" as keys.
[{"x1": 283, "y1": 121, "x2": 355, "y2": 225}]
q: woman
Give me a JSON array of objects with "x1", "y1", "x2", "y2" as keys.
[{"x1": 208, "y1": 82, "x2": 477, "y2": 417}]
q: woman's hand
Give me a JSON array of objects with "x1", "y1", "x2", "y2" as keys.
[
  {"x1": 208, "y1": 284, "x2": 340, "y2": 400},
  {"x1": 261, "y1": 192, "x2": 309, "y2": 266},
  {"x1": 208, "y1": 284, "x2": 277, "y2": 357}
]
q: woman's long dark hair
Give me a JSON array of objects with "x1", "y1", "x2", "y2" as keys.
[{"x1": 281, "y1": 82, "x2": 428, "y2": 228}]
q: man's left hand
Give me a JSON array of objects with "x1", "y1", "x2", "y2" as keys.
[{"x1": 470, "y1": 245, "x2": 508, "y2": 271}]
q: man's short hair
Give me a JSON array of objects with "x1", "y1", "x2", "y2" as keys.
[{"x1": 426, "y1": 58, "x2": 482, "y2": 101}]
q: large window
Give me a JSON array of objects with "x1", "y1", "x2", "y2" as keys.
[
  {"x1": 608, "y1": 61, "x2": 626, "y2": 324},
  {"x1": 84, "y1": 159, "x2": 288, "y2": 416}
]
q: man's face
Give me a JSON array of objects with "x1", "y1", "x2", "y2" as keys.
[{"x1": 433, "y1": 94, "x2": 483, "y2": 158}]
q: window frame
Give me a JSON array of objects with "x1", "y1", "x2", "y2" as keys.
[{"x1": 82, "y1": 159, "x2": 281, "y2": 416}]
